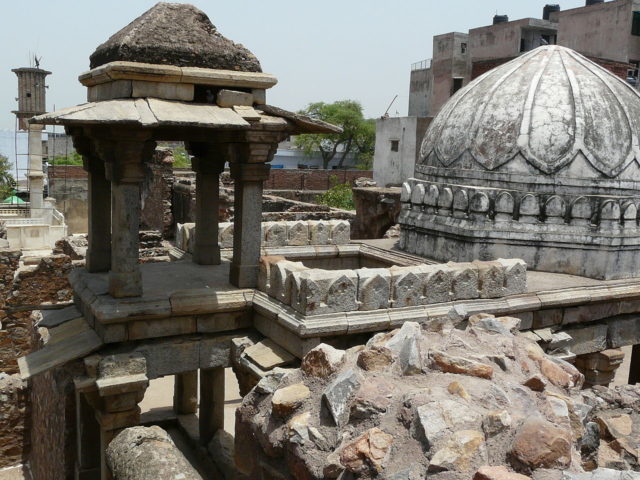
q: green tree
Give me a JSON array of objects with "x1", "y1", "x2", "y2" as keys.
[
  {"x1": 294, "y1": 100, "x2": 375, "y2": 170},
  {"x1": 316, "y1": 176, "x2": 355, "y2": 210},
  {"x1": 0, "y1": 154, "x2": 16, "y2": 201}
]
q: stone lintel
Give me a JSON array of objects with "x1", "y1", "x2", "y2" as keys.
[{"x1": 79, "y1": 61, "x2": 278, "y2": 89}]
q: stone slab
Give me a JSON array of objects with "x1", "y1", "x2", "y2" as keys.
[{"x1": 243, "y1": 339, "x2": 295, "y2": 370}]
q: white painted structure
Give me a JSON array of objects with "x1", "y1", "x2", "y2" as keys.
[
  {"x1": 1, "y1": 202, "x2": 67, "y2": 250},
  {"x1": 373, "y1": 116, "x2": 431, "y2": 187}
]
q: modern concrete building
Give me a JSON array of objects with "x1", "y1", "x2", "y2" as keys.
[
  {"x1": 372, "y1": 116, "x2": 431, "y2": 187},
  {"x1": 410, "y1": 0, "x2": 640, "y2": 118}
]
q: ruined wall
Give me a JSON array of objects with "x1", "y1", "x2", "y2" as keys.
[
  {"x1": 29, "y1": 366, "x2": 78, "y2": 480},
  {"x1": 0, "y1": 254, "x2": 74, "y2": 469},
  {"x1": 263, "y1": 169, "x2": 372, "y2": 191},
  {"x1": 48, "y1": 166, "x2": 88, "y2": 235},
  {"x1": 0, "y1": 374, "x2": 28, "y2": 469},
  {"x1": 352, "y1": 187, "x2": 401, "y2": 239},
  {"x1": 141, "y1": 149, "x2": 175, "y2": 238}
]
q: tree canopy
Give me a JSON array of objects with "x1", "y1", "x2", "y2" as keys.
[
  {"x1": 294, "y1": 100, "x2": 375, "y2": 170},
  {"x1": 0, "y1": 154, "x2": 15, "y2": 201}
]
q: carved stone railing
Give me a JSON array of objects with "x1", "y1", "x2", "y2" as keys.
[
  {"x1": 258, "y1": 257, "x2": 527, "y2": 316},
  {"x1": 175, "y1": 220, "x2": 350, "y2": 252},
  {"x1": 399, "y1": 179, "x2": 640, "y2": 231}
]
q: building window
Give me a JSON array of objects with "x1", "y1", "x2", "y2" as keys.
[
  {"x1": 451, "y1": 78, "x2": 464, "y2": 96},
  {"x1": 520, "y1": 38, "x2": 526, "y2": 52},
  {"x1": 633, "y1": 11, "x2": 640, "y2": 36},
  {"x1": 461, "y1": 42, "x2": 467, "y2": 54},
  {"x1": 390, "y1": 140, "x2": 399, "y2": 152}
]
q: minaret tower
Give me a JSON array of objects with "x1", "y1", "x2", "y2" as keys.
[{"x1": 12, "y1": 62, "x2": 51, "y2": 212}]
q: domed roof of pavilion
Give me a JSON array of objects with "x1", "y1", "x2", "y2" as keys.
[
  {"x1": 89, "y1": 2, "x2": 261, "y2": 72},
  {"x1": 419, "y1": 45, "x2": 640, "y2": 179}
]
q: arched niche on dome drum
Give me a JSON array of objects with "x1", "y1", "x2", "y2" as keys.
[
  {"x1": 452, "y1": 189, "x2": 469, "y2": 219},
  {"x1": 469, "y1": 191, "x2": 490, "y2": 221},
  {"x1": 544, "y1": 196, "x2": 566, "y2": 225},
  {"x1": 400, "y1": 182, "x2": 411, "y2": 203},
  {"x1": 570, "y1": 197, "x2": 594, "y2": 226},
  {"x1": 437, "y1": 187, "x2": 454, "y2": 215},
  {"x1": 599, "y1": 200, "x2": 621, "y2": 231},
  {"x1": 424, "y1": 185, "x2": 440, "y2": 213},
  {"x1": 411, "y1": 184, "x2": 426, "y2": 206},
  {"x1": 494, "y1": 191, "x2": 515, "y2": 222},
  {"x1": 622, "y1": 202, "x2": 638, "y2": 229},
  {"x1": 519, "y1": 194, "x2": 541, "y2": 223}
]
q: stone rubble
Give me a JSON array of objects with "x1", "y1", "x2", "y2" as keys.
[{"x1": 236, "y1": 314, "x2": 640, "y2": 479}]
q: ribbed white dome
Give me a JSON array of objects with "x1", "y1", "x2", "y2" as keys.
[{"x1": 419, "y1": 45, "x2": 640, "y2": 178}]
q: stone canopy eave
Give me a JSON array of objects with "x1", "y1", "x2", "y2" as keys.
[{"x1": 29, "y1": 99, "x2": 342, "y2": 136}]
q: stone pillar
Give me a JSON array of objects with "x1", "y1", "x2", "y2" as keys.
[
  {"x1": 27, "y1": 123, "x2": 45, "y2": 213},
  {"x1": 103, "y1": 133, "x2": 155, "y2": 298},
  {"x1": 189, "y1": 147, "x2": 225, "y2": 265},
  {"x1": 110, "y1": 181, "x2": 142, "y2": 297},
  {"x1": 174, "y1": 371, "x2": 198, "y2": 414},
  {"x1": 229, "y1": 162, "x2": 270, "y2": 288},
  {"x1": 85, "y1": 155, "x2": 112, "y2": 273},
  {"x1": 199, "y1": 367, "x2": 225, "y2": 445}
]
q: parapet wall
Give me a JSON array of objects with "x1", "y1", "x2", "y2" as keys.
[
  {"x1": 398, "y1": 179, "x2": 640, "y2": 279},
  {"x1": 401, "y1": 179, "x2": 640, "y2": 231},
  {"x1": 175, "y1": 220, "x2": 351, "y2": 252},
  {"x1": 258, "y1": 257, "x2": 527, "y2": 316}
]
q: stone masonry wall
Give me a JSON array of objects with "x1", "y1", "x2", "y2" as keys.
[
  {"x1": 263, "y1": 169, "x2": 372, "y2": 191},
  {"x1": 29, "y1": 365, "x2": 79, "y2": 480},
  {"x1": 0, "y1": 253, "x2": 74, "y2": 469},
  {"x1": 0, "y1": 374, "x2": 28, "y2": 469},
  {"x1": 141, "y1": 149, "x2": 175, "y2": 238}
]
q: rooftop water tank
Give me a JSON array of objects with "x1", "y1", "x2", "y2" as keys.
[
  {"x1": 493, "y1": 15, "x2": 509, "y2": 25},
  {"x1": 543, "y1": 4, "x2": 561, "y2": 20}
]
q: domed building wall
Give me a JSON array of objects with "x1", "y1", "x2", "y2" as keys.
[{"x1": 399, "y1": 45, "x2": 640, "y2": 280}]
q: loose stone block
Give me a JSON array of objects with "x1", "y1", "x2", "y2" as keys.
[
  {"x1": 216, "y1": 89, "x2": 254, "y2": 107},
  {"x1": 309, "y1": 220, "x2": 330, "y2": 245},
  {"x1": 329, "y1": 220, "x2": 350, "y2": 245},
  {"x1": 263, "y1": 222, "x2": 288, "y2": 247},
  {"x1": 258, "y1": 255, "x2": 284, "y2": 293},
  {"x1": 356, "y1": 268, "x2": 391, "y2": 311},
  {"x1": 288, "y1": 220, "x2": 309, "y2": 246},
  {"x1": 272, "y1": 383, "x2": 310, "y2": 417},
  {"x1": 244, "y1": 339, "x2": 295, "y2": 370},
  {"x1": 252, "y1": 89, "x2": 266, "y2": 105},
  {"x1": 322, "y1": 368, "x2": 362, "y2": 427},
  {"x1": 448, "y1": 262, "x2": 480, "y2": 300},
  {"x1": 219, "y1": 222, "x2": 234, "y2": 248},
  {"x1": 291, "y1": 269, "x2": 358, "y2": 315}
]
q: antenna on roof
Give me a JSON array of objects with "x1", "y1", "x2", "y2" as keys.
[
  {"x1": 382, "y1": 94, "x2": 398, "y2": 118},
  {"x1": 34, "y1": 55, "x2": 42, "y2": 69}
]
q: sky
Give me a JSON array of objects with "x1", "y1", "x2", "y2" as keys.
[{"x1": 0, "y1": 0, "x2": 587, "y2": 133}]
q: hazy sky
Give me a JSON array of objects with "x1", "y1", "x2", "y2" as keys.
[{"x1": 0, "y1": 0, "x2": 587, "y2": 131}]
